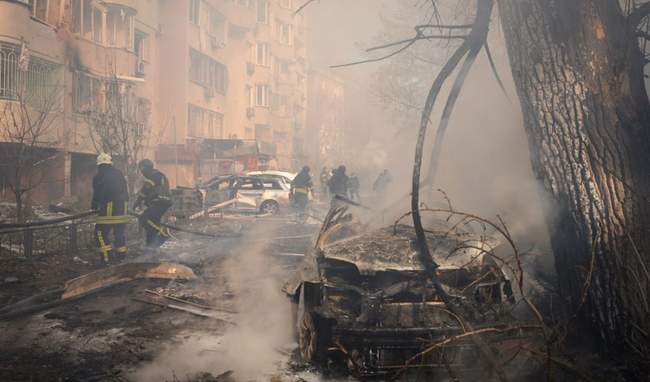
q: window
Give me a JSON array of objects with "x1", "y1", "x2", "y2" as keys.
[
  {"x1": 72, "y1": 71, "x2": 102, "y2": 113},
  {"x1": 105, "y1": 10, "x2": 134, "y2": 49},
  {"x1": 280, "y1": 0, "x2": 292, "y2": 9},
  {"x1": 134, "y1": 30, "x2": 147, "y2": 61},
  {"x1": 238, "y1": 0, "x2": 250, "y2": 7},
  {"x1": 277, "y1": 22, "x2": 292, "y2": 45},
  {"x1": 189, "y1": 0, "x2": 200, "y2": 24},
  {"x1": 82, "y1": 0, "x2": 92, "y2": 38},
  {"x1": 92, "y1": 8, "x2": 103, "y2": 43},
  {"x1": 32, "y1": 0, "x2": 49, "y2": 21},
  {"x1": 255, "y1": 84, "x2": 270, "y2": 107},
  {"x1": 189, "y1": 49, "x2": 228, "y2": 94},
  {"x1": 187, "y1": 104, "x2": 223, "y2": 138},
  {"x1": 0, "y1": 42, "x2": 61, "y2": 103},
  {"x1": 72, "y1": 0, "x2": 106, "y2": 43},
  {"x1": 255, "y1": 43, "x2": 269, "y2": 66},
  {"x1": 256, "y1": 0, "x2": 268, "y2": 23}
]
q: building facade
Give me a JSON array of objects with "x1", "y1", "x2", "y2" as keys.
[
  {"x1": 305, "y1": 68, "x2": 345, "y2": 168},
  {"x1": 0, "y1": 0, "x2": 309, "y2": 204}
]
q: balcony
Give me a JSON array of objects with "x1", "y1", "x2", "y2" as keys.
[{"x1": 101, "y1": 0, "x2": 138, "y2": 14}]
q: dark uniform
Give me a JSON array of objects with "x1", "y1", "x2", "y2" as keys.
[
  {"x1": 92, "y1": 164, "x2": 129, "y2": 263},
  {"x1": 135, "y1": 163, "x2": 172, "y2": 248},
  {"x1": 348, "y1": 175, "x2": 360, "y2": 201},
  {"x1": 291, "y1": 167, "x2": 312, "y2": 215},
  {"x1": 328, "y1": 166, "x2": 349, "y2": 198}
]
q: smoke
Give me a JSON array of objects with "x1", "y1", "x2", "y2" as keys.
[
  {"x1": 131, "y1": 223, "x2": 293, "y2": 381},
  {"x1": 306, "y1": 0, "x2": 553, "y2": 253}
]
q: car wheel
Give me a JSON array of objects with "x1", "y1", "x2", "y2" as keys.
[
  {"x1": 297, "y1": 285, "x2": 327, "y2": 363},
  {"x1": 260, "y1": 200, "x2": 280, "y2": 215}
]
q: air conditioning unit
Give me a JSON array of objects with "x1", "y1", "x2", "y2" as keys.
[
  {"x1": 204, "y1": 86, "x2": 215, "y2": 99},
  {"x1": 246, "y1": 62, "x2": 255, "y2": 76},
  {"x1": 136, "y1": 59, "x2": 145, "y2": 77},
  {"x1": 246, "y1": 107, "x2": 255, "y2": 118}
]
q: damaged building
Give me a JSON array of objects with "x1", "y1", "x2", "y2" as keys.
[{"x1": 0, "y1": 0, "x2": 343, "y2": 205}]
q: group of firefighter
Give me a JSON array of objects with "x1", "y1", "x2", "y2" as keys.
[
  {"x1": 93, "y1": 153, "x2": 393, "y2": 265},
  {"x1": 289, "y1": 165, "x2": 393, "y2": 216},
  {"x1": 91, "y1": 153, "x2": 172, "y2": 265}
]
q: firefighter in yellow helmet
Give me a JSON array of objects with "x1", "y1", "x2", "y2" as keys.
[
  {"x1": 91, "y1": 153, "x2": 129, "y2": 265},
  {"x1": 134, "y1": 159, "x2": 172, "y2": 248}
]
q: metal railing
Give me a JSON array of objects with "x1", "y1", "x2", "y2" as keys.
[{"x1": 0, "y1": 216, "x2": 139, "y2": 257}]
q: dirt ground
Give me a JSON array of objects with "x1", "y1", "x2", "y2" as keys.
[{"x1": 0, "y1": 215, "x2": 321, "y2": 382}]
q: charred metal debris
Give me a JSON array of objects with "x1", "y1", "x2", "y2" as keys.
[{"x1": 284, "y1": 205, "x2": 548, "y2": 379}]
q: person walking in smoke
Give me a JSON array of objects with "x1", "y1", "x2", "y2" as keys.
[
  {"x1": 348, "y1": 173, "x2": 360, "y2": 201},
  {"x1": 91, "y1": 153, "x2": 129, "y2": 266},
  {"x1": 291, "y1": 165, "x2": 313, "y2": 219},
  {"x1": 373, "y1": 169, "x2": 392, "y2": 195},
  {"x1": 319, "y1": 166, "x2": 330, "y2": 200},
  {"x1": 328, "y1": 165, "x2": 349, "y2": 199},
  {"x1": 134, "y1": 159, "x2": 173, "y2": 248}
]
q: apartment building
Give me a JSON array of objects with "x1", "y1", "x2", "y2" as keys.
[
  {"x1": 306, "y1": 68, "x2": 345, "y2": 168},
  {"x1": 0, "y1": 0, "x2": 309, "y2": 203}
]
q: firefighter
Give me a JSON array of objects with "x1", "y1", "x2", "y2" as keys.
[
  {"x1": 291, "y1": 166, "x2": 313, "y2": 217},
  {"x1": 348, "y1": 174, "x2": 360, "y2": 201},
  {"x1": 91, "y1": 153, "x2": 129, "y2": 265},
  {"x1": 328, "y1": 165, "x2": 349, "y2": 198},
  {"x1": 319, "y1": 166, "x2": 330, "y2": 200},
  {"x1": 373, "y1": 169, "x2": 393, "y2": 195},
  {"x1": 134, "y1": 159, "x2": 173, "y2": 248}
]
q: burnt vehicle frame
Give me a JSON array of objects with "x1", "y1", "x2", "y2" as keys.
[{"x1": 284, "y1": 206, "x2": 525, "y2": 377}]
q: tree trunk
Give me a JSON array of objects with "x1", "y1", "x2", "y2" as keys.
[{"x1": 498, "y1": 0, "x2": 650, "y2": 357}]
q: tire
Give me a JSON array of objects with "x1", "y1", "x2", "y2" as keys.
[
  {"x1": 297, "y1": 286, "x2": 329, "y2": 363},
  {"x1": 260, "y1": 200, "x2": 280, "y2": 215}
]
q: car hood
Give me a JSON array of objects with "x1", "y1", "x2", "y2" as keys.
[{"x1": 321, "y1": 226, "x2": 498, "y2": 275}]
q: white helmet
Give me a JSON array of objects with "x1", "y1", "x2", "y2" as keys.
[{"x1": 96, "y1": 153, "x2": 112, "y2": 166}]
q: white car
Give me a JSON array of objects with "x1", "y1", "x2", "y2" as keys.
[
  {"x1": 203, "y1": 175, "x2": 291, "y2": 214},
  {"x1": 247, "y1": 170, "x2": 297, "y2": 186}
]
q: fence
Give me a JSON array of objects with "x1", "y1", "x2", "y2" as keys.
[{"x1": 0, "y1": 216, "x2": 139, "y2": 257}]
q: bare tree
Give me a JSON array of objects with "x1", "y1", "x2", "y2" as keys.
[
  {"x1": 82, "y1": 76, "x2": 151, "y2": 194},
  {"x1": 301, "y1": 0, "x2": 650, "y2": 372},
  {"x1": 0, "y1": 62, "x2": 62, "y2": 223}
]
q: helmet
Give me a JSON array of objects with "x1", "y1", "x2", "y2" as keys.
[
  {"x1": 138, "y1": 159, "x2": 154, "y2": 171},
  {"x1": 96, "y1": 153, "x2": 112, "y2": 166},
  {"x1": 302, "y1": 165, "x2": 310, "y2": 173}
]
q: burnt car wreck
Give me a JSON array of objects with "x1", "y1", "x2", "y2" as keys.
[{"x1": 284, "y1": 206, "x2": 523, "y2": 377}]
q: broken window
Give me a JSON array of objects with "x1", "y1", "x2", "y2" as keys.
[
  {"x1": 188, "y1": 104, "x2": 223, "y2": 138},
  {"x1": 189, "y1": 0, "x2": 200, "y2": 24},
  {"x1": 256, "y1": 0, "x2": 268, "y2": 23},
  {"x1": 255, "y1": 84, "x2": 270, "y2": 107},
  {"x1": 189, "y1": 48, "x2": 228, "y2": 94}
]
